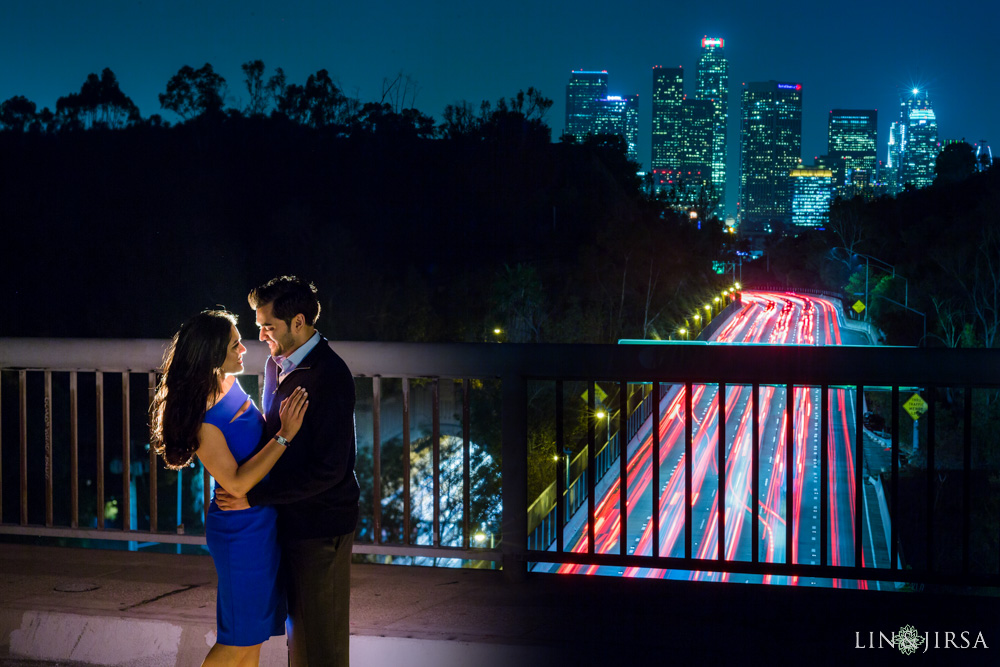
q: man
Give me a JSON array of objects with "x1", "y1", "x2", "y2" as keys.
[{"x1": 216, "y1": 275, "x2": 359, "y2": 667}]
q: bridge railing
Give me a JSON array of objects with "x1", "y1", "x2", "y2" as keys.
[
  {"x1": 527, "y1": 386, "x2": 651, "y2": 550},
  {"x1": 2, "y1": 338, "x2": 1000, "y2": 587}
]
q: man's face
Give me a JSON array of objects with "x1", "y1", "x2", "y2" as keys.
[
  {"x1": 255, "y1": 302, "x2": 297, "y2": 358},
  {"x1": 220, "y1": 325, "x2": 247, "y2": 375}
]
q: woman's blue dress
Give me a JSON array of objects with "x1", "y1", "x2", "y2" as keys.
[{"x1": 204, "y1": 379, "x2": 285, "y2": 646}]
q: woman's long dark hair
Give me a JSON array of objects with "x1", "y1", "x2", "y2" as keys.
[{"x1": 150, "y1": 310, "x2": 237, "y2": 470}]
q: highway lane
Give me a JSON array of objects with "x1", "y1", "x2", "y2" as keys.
[{"x1": 537, "y1": 291, "x2": 878, "y2": 588}]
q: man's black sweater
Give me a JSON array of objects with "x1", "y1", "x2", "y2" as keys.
[{"x1": 247, "y1": 336, "x2": 360, "y2": 541}]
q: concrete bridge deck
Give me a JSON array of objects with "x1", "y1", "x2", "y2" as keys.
[{"x1": 1, "y1": 543, "x2": 998, "y2": 666}]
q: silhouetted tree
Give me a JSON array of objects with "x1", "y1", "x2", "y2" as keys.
[
  {"x1": 935, "y1": 141, "x2": 977, "y2": 185},
  {"x1": 30, "y1": 107, "x2": 56, "y2": 133},
  {"x1": 935, "y1": 222, "x2": 1000, "y2": 348},
  {"x1": 379, "y1": 71, "x2": 419, "y2": 113},
  {"x1": 827, "y1": 196, "x2": 870, "y2": 271},
  {"x1": 55, "y1": 68, "x2": 139, "y2": 129},
  {"x1": 930, "y1": 296, "x2": 970, "y2": 348},
  {"x1": 159, "y1": 64, "x2": 227, "y2": 120},
  {"x1": 439, "y1": 101, "x2": 480, "y2": 139},
  {"x1": 276, "y1": 69, "x2": 349, "y2": 128},
  {"x1": 351, "y1": 102, "x2": 436, "y2": 139},
  {"x1": 478, "y1": 89, "x2": 553, "y2": 147},
  {"x1": 264, "y1": 67, "x2": 287, "y2": 107},
  {"x1": 241, "y1": 60, "x2": 268, "y2": 116},
  {"x1": 490, "y1": 264, "x2": 546, "y2": 342},
  {"x1": 439, "y1": 89, "x2": 553, "y2": 146},
  {"x1": 0, "y1": 95, "x2": 37, "y2": 132}
]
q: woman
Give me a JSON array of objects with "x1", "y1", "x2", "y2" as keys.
[{"x1": 150, "y1": 310, "x2": 308, "y2": 667}]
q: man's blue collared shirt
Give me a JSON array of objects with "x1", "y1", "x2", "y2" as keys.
[{"x1": 276, "y1": 331, "x2": 321, "y2": 381}]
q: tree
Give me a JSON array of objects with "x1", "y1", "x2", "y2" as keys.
[
  {"x1": 935, "y1": 141, "x2": 977, "y2": 185},
  {"x1": 159, "y1": 64, "x2": 227, "y2": 120},
  {"x1": 379, "y1": 71, "x2": 419, "y2": 113},
  {"x1": 351, "y1": 102, "x2": 436, "y2": 139},
  {"x1": 241, "y1": 60, "x2": 268, "y2": 116},
  {"x1": 507, "y1": 87, "x2": 553, "y2": 122},
  {"x1": 827, "y1": 196, "x2": 869, "y2": 271},
  {"x1": 930, "y1": 296, "x2": 969, "y2": 348},
  {"x1": 931, "y1": 200, "x2": 1000, "y2": 348},
  {"x1": 55, "y1": 68, "x2": 139, "y2": 129},
  {"x1": 239, "y1": 60, "x2": 287, "y2": 117},
  {"x1": 964, "y1": 224, "x2": 1000, "y2": 348},
  {"x1": 439, "y1": 101, "x2": 479, "y2": 139},
  {"x1": 479, "y1": 88, "x2": 553, "y2": 146},
  {"x1": 491, "y1": 264, "x2": 546, "y2": 343},
  {"x1": 265, "y1": 67, "x2": 287, "y2": 108},
  {"x1": 439, "y1": 89, "x2": 553, "y2": 145},
  {"x1": 0, "y1": 95, "x2": 37, "y2": 132},
  {"x1": 276, "y1": 69, "x2": 348, "y2": 127},
  {"x1": 31, "y1": 107, "x2": 55, "y2": 133}
]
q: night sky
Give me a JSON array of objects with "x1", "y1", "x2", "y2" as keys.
[{"x1": 3, "y1": 1, "x2": 997, "y2": 215}]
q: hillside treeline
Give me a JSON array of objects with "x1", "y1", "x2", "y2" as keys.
[{"x1": 1, "y1": 68, "x2": 726, "y2": 341}]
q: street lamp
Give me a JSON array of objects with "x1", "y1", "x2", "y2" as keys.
[
  {"x1": 678, "y1": 327, "x2": 688, "y2": 339},
  {"x1": 595, "y1": 410, "x2": 612, "y2": 455}
]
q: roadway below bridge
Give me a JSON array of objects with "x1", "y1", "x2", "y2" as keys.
[{"x1": 536, "y1": 291, "x2": 894, "y2": 588}]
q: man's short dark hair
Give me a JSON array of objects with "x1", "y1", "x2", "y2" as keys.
[{"x1": 248, "y1": 275, "x2": 321, "y2": 326}]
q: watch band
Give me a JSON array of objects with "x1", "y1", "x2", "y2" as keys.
[{"x1": 274, "y1": 434, "x2": 291, "y2": 447}]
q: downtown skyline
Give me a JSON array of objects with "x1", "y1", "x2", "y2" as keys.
[{"x1": 3, "y1": 1, "x2": 997, "y2": 215}]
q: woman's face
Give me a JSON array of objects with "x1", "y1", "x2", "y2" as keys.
[{"x1": 219, "y1": 325, "x2": 247, "y2": 376}]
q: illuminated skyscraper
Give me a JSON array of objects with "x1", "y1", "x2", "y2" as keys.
[
  {"x1": 739, "y1": 81, "x2": 803, "y2": 226},
  {"x1": 679, "y1": 98, "x2": 714, "y2": 188},
  {"x1": 888, "y1": 89, "x2": 938, "y2": 193},
  {"x1": 593, "y1": 96, "x2": 625, "y2": 136},
  {"x1": 790, "y1": 165, "x2": 833, "y2": 229},
  {"x1": 975, "y1": 140, "x2": 993, "y2": 172},
  {"x1": 651, "y1": 66, "x2": 684, "y2": 171},
  {"x1": 900, "y1": 90, "x2": 938, "y2": 189},
  {"x1": 695, "y1": 37, "x2": 729, "y2": 215},
  {"x1": 654, "y1": 98, "x2": 714, "y2": 207},
  {"x1": 592, "y1": 94, "x2": 640, "y2": 163},
  {"x1": 886, "y1": 120, "x2": 905, "y2": 194},
  {"x1": 827, "y1": 109, "x2": 877, "y2": 199},
  {"x1": 565, "y1": 71, "x2": 608, "y2": 141},
  {"x1": 624, "y1": 94, "x2": 639, "y2": 163}
]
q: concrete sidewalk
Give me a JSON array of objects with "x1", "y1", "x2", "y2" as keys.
[
  {"x1": 0, "y1": 544, "x2": 557, "y2": 667},
  {"x1": 2, "y1": 543, "x2": 999, "y2": 666}
]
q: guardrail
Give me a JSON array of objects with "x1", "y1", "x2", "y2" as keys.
[
  {"x1": 3, "y1": 338, "x2": 1000, "y2": 586},
  {"x1": 527, "y1": 387, "x2": 652, "y2": 550}
]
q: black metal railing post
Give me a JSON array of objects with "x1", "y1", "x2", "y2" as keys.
[
  {"x1": 717, "y1": 382, "x2": 726, "y2": 562},
  {"x1": 501, "y1": 371, "x2": 528, "y2": 581}
]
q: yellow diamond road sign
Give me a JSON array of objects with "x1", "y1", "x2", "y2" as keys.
[
  {"x1": 903, "y1": 393, "x2": 928, "y2": 421},
  {"x1": 581, "y1": 384, "x2": 609, "y2": 407},
  {"x1": 852, "y1": 300, "x2": 866, "y2": 314}
]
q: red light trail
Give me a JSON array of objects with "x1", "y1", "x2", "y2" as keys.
[{"x1": 549, "y1": 291, "x2": 869, "y2": 588}]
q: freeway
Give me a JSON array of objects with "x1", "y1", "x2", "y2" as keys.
[{"x1": 536, "y1": 291, "x2": 882, "y2": 588}]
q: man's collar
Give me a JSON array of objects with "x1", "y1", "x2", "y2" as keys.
[{"x1": 275, "y1": 331, "x2": 322, "y2": 375}]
